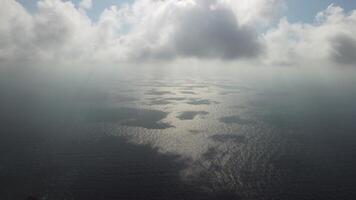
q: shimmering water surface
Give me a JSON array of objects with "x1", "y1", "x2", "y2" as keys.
[{"x1": 1, "y1": 66, "x2": 356, "y2": 199}]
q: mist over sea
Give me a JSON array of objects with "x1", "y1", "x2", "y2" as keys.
[{"x1": 1, "y1": 65, "x2": 356, "y2": 200}]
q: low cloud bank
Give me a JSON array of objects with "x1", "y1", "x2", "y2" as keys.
[{"x1": 0, "y1": 1, "x2": 355, "y2": 68}]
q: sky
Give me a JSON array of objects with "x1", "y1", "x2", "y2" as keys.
[
  {"x1": 17, "y1": 0, "x2": 131, "y2": 20},
  {"x1": 17, "y1": 0, "x2": 356, "y2": 22},
  {"x1": 1, "y1": 0, "x2": 356, "y2": 69},
  {"x1": 285, "y1": 0, "x2": 356, "y2": 22}
]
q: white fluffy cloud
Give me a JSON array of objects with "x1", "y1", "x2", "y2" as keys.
[
  {"x1": 0, "y1": 0, "x2": 355, "y2": 68},
  {"x1": 262, "y1": 4, "x2": 356, "y2": 67},
  {"x1": 0, "y1": 0, "x2": 283, "y2": 67},
  {"x1": 79, "y1": 0, "x2": 92, "y2": 10},
  {"x1": 223, "y1": 0, "x2": 286, "y2": 26},
  {"x1": 0, "y1": 0, "x2": 96, "y2": 67},
  {"x1": 116, "y1": 0, "x2": 267, "y2": 60}
]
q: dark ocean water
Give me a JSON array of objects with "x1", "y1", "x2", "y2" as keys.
[{"x1": 1, "y1": 66, "x2": 356, "y2": 200}]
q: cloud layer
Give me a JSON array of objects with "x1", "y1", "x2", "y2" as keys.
[
  {"x1": 262, "y1": 4, "x2": 356, "y2": 67},
  {"x1": 0, "y1": 0, "x2": 355, "y2": 67}
]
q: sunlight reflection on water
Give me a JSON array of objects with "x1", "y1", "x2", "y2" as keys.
[{"x1": 1, "y1": 67, "x2": 356, "y2": 199}]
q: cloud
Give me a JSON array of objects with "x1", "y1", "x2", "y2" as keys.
[
  {"x1": 96, "y1": 0, "x2": 270, "y2": 61},
  {"x1": 330, "y1": 34, "x2": 356, "y2": 66},
  {"x1": 128, "y1": 0, "x2": 263, "y2": 60},
  {"x1": 79, "y1": 0, "x2": 92, "y2": 10},
  {"x1": 0, "y1": 0, "x2": 33, "y2": 67},
  {"x1": 223, "y1": 0, "x2": 286, "y2": 26},
  {"x1": 0, "y1": 0, "x2": 96, "y2": 67},
  {"x1": 1, "y1": 0, "x2": 355, "y2": 68},
  {"x1": 262, "y1": 4, "x2": 356, "y2": 67},
  {"x1": 0, "y1": 0, "x2": 284, "y2": 67}
]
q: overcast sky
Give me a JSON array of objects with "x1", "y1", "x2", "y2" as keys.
[{"x1": 1, "y1": 0, "x2": 356, "y2": 68}]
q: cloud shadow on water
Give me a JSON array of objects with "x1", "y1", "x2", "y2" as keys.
[
  {"x1": 85, "y1": 107, "x2": 174, "y2": 129},
  {"x1": 146, "y1": 97, "x2": 187, "y2": 106},
  {"x1": 1, "y1": 126, "x2": 242, "y2": 200},
  {"x1": 177, "y1": 111, "x2": 209, "y2": 120},
  {"x1": 210, "y1": 134, "x2": 246, "y2": 143},
  {"x1": 186, "y1": 99, "x2": 220, "y2": 105}
]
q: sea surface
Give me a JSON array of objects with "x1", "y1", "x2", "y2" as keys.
[{"x1": 1, "y1": 66, "x2": 356, "y2": 200}]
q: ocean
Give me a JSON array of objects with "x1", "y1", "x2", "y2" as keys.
[{"x1": 1, "y1": 65, "x2": 356, "y2": 200}]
